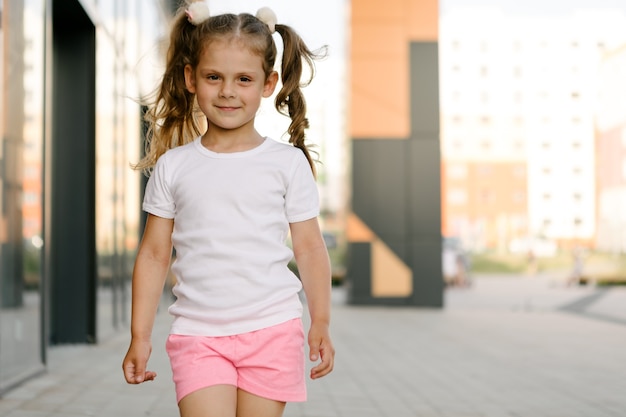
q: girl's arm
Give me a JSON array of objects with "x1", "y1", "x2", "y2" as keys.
[
  {"x1": 122, "y1": 214, "x2": 174, "y2": 384},
  {"x1": 290, "y1": 217, "x2": 335, "y2": 379}
]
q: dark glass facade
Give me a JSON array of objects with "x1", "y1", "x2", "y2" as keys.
[{"x1": 0, "y1": 0, "x2": 171, "y2": 394}]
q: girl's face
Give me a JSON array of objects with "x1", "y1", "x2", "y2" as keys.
[{"x1": 184, "y1": 38, "x2": 278, "y2": 135}]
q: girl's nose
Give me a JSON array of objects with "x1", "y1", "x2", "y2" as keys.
[{"x1": 219, "y1": 81, "x2": 236, "y2": 98}]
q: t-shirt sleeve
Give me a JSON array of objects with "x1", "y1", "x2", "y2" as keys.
[
  {"x1": 285, "y1": 151, "x2": 319, "y2": 223},
  {"x1": 142, "y1": 155, "x2": 175, "y2": 219}
]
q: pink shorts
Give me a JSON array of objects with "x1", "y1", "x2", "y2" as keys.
[{"x1": 166, "y1": 318, "x2": 306, "y2": 403}]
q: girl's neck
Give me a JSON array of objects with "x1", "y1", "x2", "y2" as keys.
[{"x1": 200, "y1": 128, "x2": 265, "y2": 154}]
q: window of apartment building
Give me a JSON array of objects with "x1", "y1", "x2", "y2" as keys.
[
  {"x1": 452, "y1": 40, "x2": 460, "y2": 50},
  {"x1": 543, "y1": 193, "x2": 551, "y2": 201},
  {"x1": 452, "y1": 115, "x2": 463, "y2": 125},
  {"x1": 572, "y1": 192, "x2": 582, "y2": 202},
  {"x1": 481, "y1": 140, "x2": 491, "y2": 149},
  {"x1": 480, "y1": 116, "x2": 491, "y2": 125},
  {"x1": 476, "y1": 164, "x2": 492, "y2": 176},
  {"x1": 513, "y1": 40, "x2": 522, "y2": 51},
  {"x1": 480, "y1": 41, "x2": 488, "y2": 53},
  {"x1": 512, "y1": 190, "x2": 525, "y2": 203},
  {"x1": 23, "y1": 192, "x2": 39, "y2": 205},
  {"x1": 573, "y1": 166, "x2": 582, "y2": 175},
  {"x1": 571, "y1": 41, "x2": 579, "y2": 48},
  {"x1": 541, "y1": 141, "x2": 550, "y2": 149},
  {"x1": 447, "y1": 163, "x2": 467, "y2": 179},
  {"x1": 512, "y1": 164, "x2": 526, "y2": 177},
  {"x1": 513, "y1": 140, "x2": 524, "y2": 150},
  {"x1": 572, "y1": 141, "x2": 581, "y2": 149},
  {"x1": 480, "y1": 189, "x2": 495, "y2": 204},
  {"x1": 448, "y1": 189, "x2": 467, "y2": 205},
  {"x1": 514, "y1": 91, "x2": 523, "y2": 103},
  {"x1": 571, "y1": 91, "x2": 580, "y2": 100},
  {"x1": 513, "y1": 66, "x2": 522, "y2": 78},
  {"x1": 480, "y1": 66, "x2": 488, "y2": 78},
  {"x1": 572, "y1": 116, "x2": 582, "y2": 125},
  {"x1": 480, "y1": 91, "x2": 489, "y2": 103},
  {"x1": 542, "y1": 167, "x2": 552, "y2": 175},
  {"x1": 24, "y1": 165, "x2": 39, "y2": 179}
]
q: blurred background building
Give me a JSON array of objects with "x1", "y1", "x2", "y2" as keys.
[
  {"x1": 596, "y1": 44, "x2": 626, "y2": 254},
  {"x1": 440, "y1": 6, "x2": 626, "y2": 253},
  {"x1": 441, "y1": 8, "x2": 626, "y2": 254},
  {"x1": 0, "y1": 0, "x2": 172, "y2": 394},
  {"x1": 345, "y1": 0, "x2": 443, "y2": 306}
]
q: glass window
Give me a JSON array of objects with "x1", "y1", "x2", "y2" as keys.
[
  {"x1": 0, "y1": 0, "x2": 45, "y2": 392},
  {"x1": 447, "y1": 163, "x2": 467, "y2": 179},
  {"x1": 448, "y1": 189, "x2": 467, "y2": 205}
]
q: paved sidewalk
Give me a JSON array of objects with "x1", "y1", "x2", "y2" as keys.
[{"x1": 1, "y1": 276, "x2": 625, "y2": 417}]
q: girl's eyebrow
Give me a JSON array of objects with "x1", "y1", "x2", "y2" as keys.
[{"x1": 197, "y1": 66, "x2": 260, "y2": 75}]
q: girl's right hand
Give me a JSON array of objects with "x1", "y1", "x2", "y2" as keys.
[{"x1": 122, "y1": 339, "x2": 157, "y2": 384}]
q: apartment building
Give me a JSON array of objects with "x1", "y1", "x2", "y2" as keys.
[
  {"x1": 440, "y1": 7, "x2": 626, "y2": 251},
  {"x1": 595, "y1": 45, "x2": 626, "y2": 253},
  {"x1": 346, "y1": 0, "x2": 443, "y2": 306}
]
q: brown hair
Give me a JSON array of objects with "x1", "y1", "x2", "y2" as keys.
[{"x1": 134, "y1": 5, "x2": 325, "y2": 176}]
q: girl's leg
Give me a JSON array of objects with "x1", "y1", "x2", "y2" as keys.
[
  {"x1": 179, "y1": 384, "x2": 237, "y2": 417},
  {"x1": 236, "y1": 389, "x2": 286, "y2": 417}
]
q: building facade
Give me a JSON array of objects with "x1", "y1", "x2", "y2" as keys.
[
  {"x1": 0, "y1": 0, "x2": 173, "y2": 394},
  {"x1": 595, "y1": 44, "x2": 626, "y2": 254},
  {"x1": 440, "y1": 7, "x2": 626, "y2": 251},
  {"x1": 346, "y1": 0, "x2": 443, "y2": 306}
]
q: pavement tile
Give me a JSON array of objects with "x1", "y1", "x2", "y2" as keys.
[{"x1": 1, "y1": 279, "x2": 625, "y2": 417}]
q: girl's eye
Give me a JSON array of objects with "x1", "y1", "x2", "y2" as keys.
[
  {"x1": 207, "y1": 75, "x2": 219, "y2": 80},
  {"x1": 239, "y1": 76, "x2": 252, "y2": 82}
]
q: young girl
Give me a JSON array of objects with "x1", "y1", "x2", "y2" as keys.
[{"x1": 122, "y1": 2, "x2": 334, "y2": 416}]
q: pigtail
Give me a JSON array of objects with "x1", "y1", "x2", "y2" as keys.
[
  {"x1": 274, "y1": 24, "x2": 326, "y2": 177},
  {"x1": 133, "y1": 9, "x2": 203, "y2": 174}
]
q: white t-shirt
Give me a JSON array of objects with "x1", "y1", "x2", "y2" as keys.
[{"x1": 143, "y1": 137, "x2": 319, "y2": 336}]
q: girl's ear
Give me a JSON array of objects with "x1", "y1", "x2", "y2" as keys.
[
  {"x1": 263, "y1": 71, "x2": 279, "y2": 98},
  {"x1": 184, "y1": 64, "x2": 196, "y2": 93}
]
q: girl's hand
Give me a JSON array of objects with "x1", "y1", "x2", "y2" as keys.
[
  {"x1": 308, "y1": 322, "x2": 335, "y2": 379},
  {"x1": 122, "y1": 339, "x2": 157, "y2": 384}
]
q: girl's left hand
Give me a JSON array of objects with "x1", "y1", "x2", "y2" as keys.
[
  {"x1": 122, "y1": 339, "x2": 157, "y2": 384},
  {"x1": 308, "y1": 322, "x2": 335, "y2": 379}
]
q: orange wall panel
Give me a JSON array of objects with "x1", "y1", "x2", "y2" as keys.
[
  {"x1": 351, "y1": 23, "x2": 407, "y2": 57},
  {"x1": 406, "y1": 0, "x2": 439, "y2": 41},
  {"x1": 350, "y1": 0, "x2": 439, "y2": 138},
  {"x1": 351, "y1": 58, "x2": 409, "y2": 138},
  {"x1": 351, "y1": 0, "x2": 407, "y2": 20}
]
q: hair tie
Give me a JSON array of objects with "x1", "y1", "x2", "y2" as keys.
[
  {"x1": 256, "y1": 7, "x2": 277, "y2": 33},
  {"x1": 186, "y1": 1, "x2": 210, "y2": 26}
]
